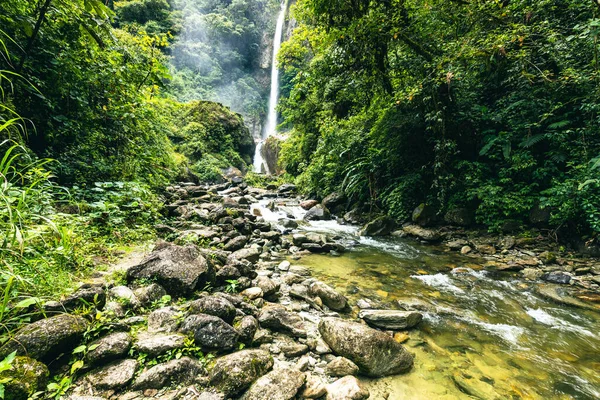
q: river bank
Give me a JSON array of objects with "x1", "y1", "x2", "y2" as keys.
[{"x1": 1, "y1": 179, "x2": 598, "y2": 399}]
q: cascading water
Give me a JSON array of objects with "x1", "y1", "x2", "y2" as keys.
[{"x1": 253, "y1": 1, "x2": 286, "y2": 174}]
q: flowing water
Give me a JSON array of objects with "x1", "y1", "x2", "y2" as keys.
[
  {"x1": 252, "y1": 200, "x2": 600, "y2": 399},
  {"x1": 253, "y1": 2, "x2": 286, "y2": 174}
]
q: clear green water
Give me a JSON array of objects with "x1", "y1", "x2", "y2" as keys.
[{"x1": 296, "y1": 236, "x2": 600, "y2": 400}]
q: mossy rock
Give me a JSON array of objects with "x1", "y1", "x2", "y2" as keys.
[{"x1": 0, "y1": 356, "x2": 49, "y2": 400}]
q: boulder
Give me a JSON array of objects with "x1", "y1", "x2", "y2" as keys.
[
  {"x1": 133, "y1": 284, "x2": 167, "y2": 306},
  {"x1": 308, "y1": 281, "x2": 348, "y2": 311},
  {"x1": 127, "y1": 242, "x2": 214, "y2": 297},
  {"x1": 359, "y1": 216, "x2": 395, "y2": 236},
  {"x1": 258, "y1": 304, "x2": 307, "y2": 338},
  {"x1": 542, "y1": 271, "x2": 572, "y2": 284},
  {"x1": 304, "y1": 205, "x2": 331, "y2": 221},
  {"x1": 223, "y1": 236, "x2": 248, "y2": 252},
  {"x1": 134, "y1": 332, "x2": 185, "y2": 356},
  {"x1": 326, "y1": 376, "x2": 369, "y2": 400},
  {"x1": 109, "y1": 286, "x2": 140, "y2": 308},
  {"x1": 300, "y1": 200, "x2": 319, "y2": 210},
  {"x1": 242, "y1": 368, "x2": 305, "y2": 400},
  {"x1": 0, "y1": 356, "x2": 49, "y2": 400},
  {"x1": 189, "y1": 296, "x2": 236, "y2": 324},
  {"x1": 234, "y1": 315, "x2": 258, "y2": 344},
  {"x1": 0, "y1": 314, "x2": 87, "y2": 361},
  {"x1": 278, "y1": 184, "x2": 297, "y2": 194},
  {"x1": 180, "y1": 314, "x2": 239, "y2": 350},
  {"x1": 227, "y1": 247, "x2": 261, "y2": 264},
  {"x1": 254, "y1": 276, "x2": 280, "y2": 297},
  {"x1": 86, "y1": 332, "x2": 132, "y2": 365},
  {"x1": 241, "y1": 287, "x2": 263, "y2": 300},
  {"x1": 318, "y1": 317, "x2": 414, "y2": 377},
  {"x1": 358, "y1": 310, "x2": 423, "y2": 330},
  {"x1": 402, "y1": 225, "x2": 440, "y2": 242},
  {"x1": 84, "y1": 359, "x2": 138, "y2": 391},
  {"x1": 322, "y1": 192, "x2": 346, "y2": 213},
  {"x1": 412, "y1": 203, "x2": 436, "y2": 227},
  {"x1": 302, "y1": 373, "x2": 328, "y2": 399},
  {"x1": 444, "y1": 208, "x2": 474, "y2": 227},
  {"x1": 59, "y1": 287, "x2": 106, "y2": 311},
  {"x1": 281, "y1": 342, "x2": 309, "y2": 357},
  {"x1": 131, "y1": 357, "x2": 203, "y2": 390},
  {"x1": 325, "y1": 357, "x2": 359, "y2": 377},
  {"x1": 208, "y1": 350, "x2": 273, "y2": 397},
  {"x1": 147, "y1": 306, "x2": 182, "y2": 333}
]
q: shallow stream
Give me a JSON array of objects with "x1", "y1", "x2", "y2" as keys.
[{"x1": 253, "y1": 200, "x2": 600, "y2": 399}]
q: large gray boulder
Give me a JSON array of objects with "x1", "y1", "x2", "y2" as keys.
[
  {"x1": 242, "y1": 367, "x2": 306, "y2": 400},
  {"x1": 358, "y1": 310, "x2": 423, "y2": 330},
  {"x1": 359, "y1": 216, "x2": 395, "y2": 236},
  {"x1": 131, "y1": 357, "x2": 204, "y2": 390},
  {"x1": 0, "y1": 356, "x2": 49, "y2": 400},
  {"x1": 318, "y1": 318, "x2": 414, "y2": 377},
  {"x1": 208, "y1": 350, "x2": 273, "y2": 397},
  {"x1": 180, "y1": 314, "x2": 239, "y2": 350},
  {"x1": 304, "y1": 205, "x2": 331, "y2": 221},
  {"x1": 258, "y1": 304, "x2": 307, "y2": 338},
  {"x1": 127, "y1": 242, "x2": 214, "y2": 297},
  {"x1": 0, "y1": 314, "x2": 87, "y2": 361},
  {"x1": 308, "y1": 281, "x2": 348, "y2": 311}
]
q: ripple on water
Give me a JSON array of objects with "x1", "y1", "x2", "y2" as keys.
[
  {"x1": 410, "y1": 273, "x2": 465, "y2": 294},
  {"x1": 526, "y1": 308, "x2": 596, "y2": 337}
]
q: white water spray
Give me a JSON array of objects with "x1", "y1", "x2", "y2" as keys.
[{"x1": 253, "y1": 1, "x2": 286, "y2": 174}]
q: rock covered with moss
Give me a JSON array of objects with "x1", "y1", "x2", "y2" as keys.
[{"x1": 0, "y1": 356, "x2": 49, "y2": 400}]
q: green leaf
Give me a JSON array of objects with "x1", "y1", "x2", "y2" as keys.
[
  {"x1": 72, "y1": 345, "x2": 87, "y2": 354},
  {"x1": 71, "y1": 360, "x2": 84, "y2": 375}
]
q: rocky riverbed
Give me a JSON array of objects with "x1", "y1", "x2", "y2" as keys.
[{"x1": 1, "y1": 180, "x2": 599, "y2": 399}]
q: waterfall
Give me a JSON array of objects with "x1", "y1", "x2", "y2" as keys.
[{"x1": 253, "y1": 1, "x2": 286, "y2": 174}]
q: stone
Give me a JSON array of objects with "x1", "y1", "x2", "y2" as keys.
[
  {"x1": 241, "y1": 287, "x2": 264, "y2": 300},
  {"x1": 227, "y1": 247, "x2": 261, "y2": 264},
  {"x1": 242, "y1": 367, "x2": 305, "y2": 400},
  {"x1": 147, "y1": 306, "x2": 182, "y2": 333},
  {"x1": 542, "y1": 271, "x2": 571, "y2": 284},
  {"x1": 325, "y1": 376, "x2": 369, "y2": 400},
  {"x1": 84, "y1": 359, "x2": 138, "y2": 391},
  {"x1": 208, "y1": 350, "x2": 273, "y2": 397},
  {"x1": 444, "y1": 208, "x2": 474, "y2": 226},
  {"x1": 300, "y1": 200, "x2": 319, "y2": 210},
  {"x1": 127, "y1": 242, "x2": 214, "y2": 297},
  {"x1": 358, "y1": 310, "x2": 423, "y2": 330},
  {"x1": 234, "y1": 315, "x2": 258, "y2": 344},
  {"x1": 279, "y1": 219, "x2": 298, "y2": 229},
  {"x1": 59, "y1": 287, "x2": 106, "y2": 311},
  {"x1": 258, "y1": 304, "x2": 307, "y2": 338},
  {"x1": 180, "y1": 314, "x2": 239, "y2": 350},
  {"x1": 308, "y1": 281, "x2": 348, "y2": 311},
  {"x1": 461, "y1": 245, "x2": 472, "y2": 254},
  {"x1": 539, "y1": 251, "x2": 557, "y2": 264},
  {"x1": 280, "y1": 342, "x2": 309, "y2": 357},
  {"x1": 189, "y1": 296, "x2": 236, "y2": 324},
  {"x1": 254, "y1": 276, "x2": 280, "y2": 297},
  {"x1": 278, "y1": 184, "x2": 297, "y2": 194},
  {"x1": 109, "y1": 286, "x2": 140, "y2": 308},
  {"x1": 223, "y1": 235, "x2": 249, "y2": 252},
  {"x1": 307, "y1": 337, "x2": 332, "y2": 355},
  {"x1": 278, "y1": 260, "x2": 291, "y2": 271},
  {"x1": 412, "y1": 203, "x2": 437, "y2": 227},
  {"x1": 86, "y1": 332, "x2": 132, "y2": 365},
  {"x1": 359, "y1": 216, "x2": 396, "y2": 236},
  {"x1": 131, "y1": 357, "x2": 204, "y2": 390},
  {"x1": 304, "y1": 205, "x2": 331, "y2": 221},
  {"x1": 292, "y1": 234, "x2": 309, "y2": 246},
  {"x1": 133, "y1": 284, "x2": 167, "y2": 306},
  {"x1": 476, "y1": 244, "x2": 497, "y2": 255},
  {"x1": 322, "y1": 192, "x2": 346, "y2": 212},
  {"x1": 522, "y1": 268, "x2": 544, "y2": 281},
  {"x1": 134, "y1": 332, "x2": 185, "y2": 356},
  {"x1": 318, "y1": 317, "x2": 414, "y2": 377},
  {"x1": 446, "y1": 239, "x2": 468, "y2": 250},
  {"x1": 326, "y1": 357, "x2": 359, "y2": 377},
  {"x1": 302, "y1": 373, "x2": 328, "y2": 399},
  {"x1": 401, "y1": 225, "x2": 440, "y2": 242},
  {"x1": 0, "y1": 356, "x2": 49, "y2": 400},
  {"x1": 0, "y1": 314, "x2": 87, "y2": 361}
]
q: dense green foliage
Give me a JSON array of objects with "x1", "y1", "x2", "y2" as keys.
[{"x1": 279, "y1": 0, "x2": 600, "y2": 236}]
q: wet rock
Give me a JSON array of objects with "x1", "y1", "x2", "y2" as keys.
[
  {"x1": 522, "y1": 268, "x2": 544, "y2": 281},
  {"x1": 228, "y1": 247, "x2": 261, "y2": 264},
  {"x1": 223, "y1": 235, "x2": 249, "y2": 252},
  {"x1": 358, "y1": 310, "x2": 423, "y2": 330},
  {"x1": 127, "y1": 242, "x2": 214, "y2": 297},
  {"x1": 258, "y1": 304, "x2": 307, "y2": 338},
  {"x1": 254, "y1": 276, "x2": 280, "y2": 297},
  {"x1": 84, "y1": 359, "x2": 138, "y2": 391},
  {"x1": 342, "y1": 208, "x2": 363, "y2": 225},
  {"x1": 300, "y1": 200, "x2": 319, "y2": 210},
  {"x1": 234, "y1": 315, "x2": 258, "y2": 344},
  {"x1": 396, "y1": 298, "x2": 434, "y2": 312},
  {"x1": 242, "y1": 367, "x2": 305, "y2": 400},
  {"x1": 86, "y1": 332, "x2": 132, "y2": 365},
  {"x1": 452, "y1": 371, "x2": 501, "y2": 400},
  {"x1": 446, "y1": 239, "x2": 468, "y2": 250},
  {"x1": 476, "y1": 244, "x2": 497, "y2": 255},
  {"x1": 318, "y1": 317, "x2": 414, "y2": 377},
  {"x1": 0, "y1": 314, "x2": 87, "y2": 361},
  {"x1": 542, "y1": 271, "x2": 572, "y2": 284},
  {"x1": 180, "y1": 314, "x2": 239, "y2": 350},
  {"x1": 359, "y1": 216, "x2": 396, "y2": 236},
  {"x1": 444, "y1": 208, "x2": 474, "y2": 227},
  {"x1": 134, "y1": 332, "x2": 185, "y2": 356},
  {"x1": 325, "y1": 376, "x2": 369, "y2": 400},
  {"x1": 189, "y1": 296, "x2": 236, "y2": 324},
  {"x1": 308, "y1": 281, "x2": 348, "y2": 311},
  {"x1": 131, "y1": 357, "x2": 204, "y2": 390},
  {"x1": 0, "y1": 356, "x2": 48, "y2": 400},
  {"x1": 133, "y1": 283, "x2": 167, "y2": 306},
  {"x1": 402, "y1": 225, "x2": 440, "y2": 242},
  {"x1": 326, "y1": 357, "x2": 359, "y2": 377},
  {"x1": 208, "y1": 350, "x2": 273, "y2": 397},
  {"x1": 304, "y1": 205, "x2": 331, "y2": 221},
  {"x1": 279, "y1": 219, "x2": 298, "y2": 229},
  {"x1": 292, "y1": 234, "x2": 309, "y2": 246},
  {"x1": 148, "y1": 306, "x2": 182, "y2": 333},
  {"x1": 302, "y1": 373, "x2": 327, "y2": 399}
]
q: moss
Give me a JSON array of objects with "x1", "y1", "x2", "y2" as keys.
[{"x1": 0, "y1": 357, "x2": 49, "y2": 400}]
